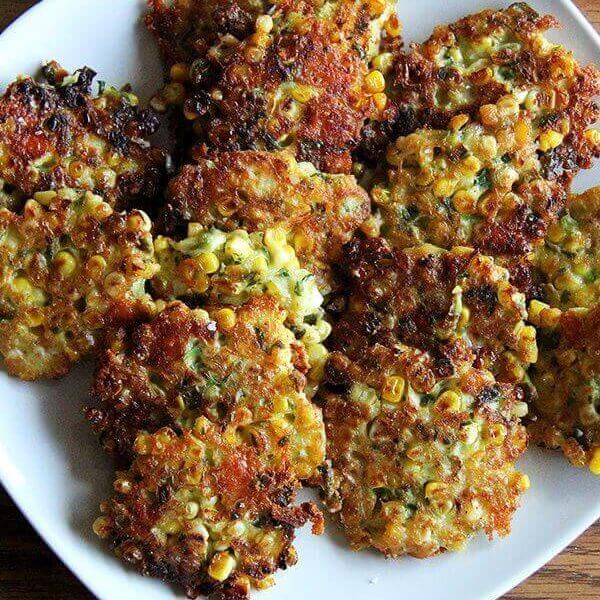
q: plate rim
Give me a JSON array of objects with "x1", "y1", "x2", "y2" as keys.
[{"x1": 0, "y1": 1, "x2": 599, "y2": 600}]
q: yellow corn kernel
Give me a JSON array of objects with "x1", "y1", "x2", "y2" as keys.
[
  {"x1": 435, "y1": 390, "x2": 462, "y2": 413},
  {"x1": 381, "y1": 375, "x2": 405, "y2": 403},
  {"x1": 452, "y1": 190, "x2": 477, "y2": 214},
  {"x1": 385, "y1": 14, "x2": 402, "y2": 37},
  {"x1": 255, "y1": 14, "x2": 273, "y2": 34},
  {"x1": 13, "y1": 276, "x2": 33, "y2": 294},
  {"x1": 368, "y1": 0, "x2": 387, "y2": 17},
  {"x1": 540, "y1": 308, "x2": 562, "y2": 329},
  {"x1": 151, "y1": 94, "x2": 166, "y2": 113},
  {"x1": 372, "y1": 52, "x2": 394, "y2": 75},
  {"x1": 197, "y1": 251, "x2": 220, "y2": 274},
  {"x1": 273, "y1": 395, "x2": 289, "y2": 413},
  {"x1": 433, "y1": 177, "x2": 456, "y2": 198},
  {"x1": 184, "y1": 501, "x2": 200, "y2": 520},
  {"x1": 516, "y1": 473, "x2": 531, "y2": 491},
  {"x1": 365, "y1": 70, "x2": 386, "y2": 94},
  {"x1": 252, "y1": 255, "x2": 269, "y2": 273},
  {"x1": 584, "y1": 129, "x2": 600, "y2": 146},
  {"x1": 255, "y1": 575, "x2": 276, "y2": 590},
  {"x1": 224, "y1": 234, "x2": 251, "y2": 261},
  {"x1": 163, "y1": 82, "x2": 186, "y2": 104},
  {"x1": 479, "y1": 135, "x2": 498, "y2": 159},
  {"x1": 307, "y1": 343, "x2": 328, "y2": 367},
  {"x1": 208, "y1": 552, "x2": 236, "y2": 582},
  {"x1": 450, "y1": 114, "x2": 469, "y2": 131},
  {"x1": 271, "y1": 244, "x2": 296, "y2": 268},
  {"x1": 486, "y1": 423, "x2": 507, "y2": 445},
  {"x1": 589, "y1": 448, "x2": 600, "y2": 475},
  {"x1": 461, "y1": 155, "x2": 481, "y2": 174},
  {"x1": 92, "y1": 516, "x2": 111, "y2": 539},
  {"x1": 170, "y1": 62, "x2": 190, "y2": 83},
  {"x1": 264, "y1": 228, "x2": 286, "y2": 249},
  {"x1": 33, "y1": 190, "x2": 57, "y2": 205},
  {"x1": 104, "y1": 272, "x2": 126, "y2": 297},
  {"x1": 425, "y1": 481, "x2": 447, "y2": 500},
  {"x1": 514, "y1": 118, "x2": 531, "y2": 146},
  {"x1": 290, "y1": 84, "x2": 314, "y2": 104},
  {"x1": 538, "y1": 130, "x2": 564, "y2": 152},
  {"x1": 53, "y1": 250, "x2": 78, "y2": 277},
  {"x1": 479, "y1": 104, "x2": 499, "y2": 127},
  {"x1": 528, "y1": 299, "x2": 549, "y2": 326},
  {"x1": 133, "y1": 432, "x2": 152, "y2": 455},
  {"x1": 153, "y1": 236, "x2": 170, "y2": 253},
  {"x1": 25, "y1": 309, "x2": 44, "y2": 328},
  {"x1": 497, "y1": 95, "x2": 519, "y2": 116},
  {"x1": 373, "y1": 92, "x2": 387, "y2": 111},
  {"x1": 216, "y1": 308, "x2": 236, "y2": 331}
]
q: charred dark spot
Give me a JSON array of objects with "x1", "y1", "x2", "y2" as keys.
[
  {"x1": 464, "y1": 283, "x2": 497, "y2": 316},
  {"x1": 477, "y1": 385, "x2": 502, "y2": 405},
  {"x1": 157, "y1": 483, "x2": 171, "y2": 504}
]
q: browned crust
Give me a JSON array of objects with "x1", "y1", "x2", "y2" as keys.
[{"x1": 0, "y1": 63, "x2": 165, "y2": 209}]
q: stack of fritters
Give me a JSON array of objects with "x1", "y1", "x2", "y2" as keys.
[{"x1": 0, "y1": 1, "x2": 599, "y2": 598}]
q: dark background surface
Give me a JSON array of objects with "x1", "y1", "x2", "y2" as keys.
[{"x1": 0, "y1": 1, "x2": 598, "y2": 599}]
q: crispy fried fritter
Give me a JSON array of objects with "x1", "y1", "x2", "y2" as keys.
[
  {"x1": 358, "y1": 3, "x2": 600, "y2": 168},
  {"x1": 321, "y1": 350, "x2": 529, "y2": 557},
  {"x1": 530, "y1": 186, "x2": 600, "y2": 310},
  {"x1": 527, "y1": 305, "x2": 600, "y2": 472},
  {"x1": 152, "y1": 225, "x2": 331, "y2": 385},
  {"x1": 94, "y1": 425, "x2": 324, "y2": 599},
  {"x1": 331, "y1": 237, "x2": 537, "y2": 387},
  {"x1": 149, "y1": 0, "x2": 398, "y2": 172},
  {"x1": 0, "y1": 62, "x2": 165, "y2": 210},
  {"x1": 0, "y1": 189, "x2": 157, "y2": 379},
  {"x1": 370, "y1": 86, "x2": 599, "y2": 259},
  {"x1": 87, "y1": 297, "x2": 325, "y2": 475},
  {"x1": 161, "y1": 151, "x2": 370, "y2": 293}
]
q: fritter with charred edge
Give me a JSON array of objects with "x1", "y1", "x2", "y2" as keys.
[
  {"x1": 321, "y1": 350, "x2": 529, "y2": 557},
  {"x1": 152, "y1": 224, "x2": 331, "y2": 387},
  {"x1": 527, "y1": 305, "x2": 600, "y2": 473},
  {"x1": 93, "y1": 424, "x2": 324, "y2": 599},
  {"x1": 331, "y1": 237, "x2": 537, "y2": 387},
  {"x1": 160, "y1": 151, "x2": 371, "y2": 293},
  {"x1": 87, "y1": 298, "x2": 325, "y2": 474},
  {"x1": 530, "y1": 186, "x2": 599, "y2": 310},
  {"x1": 0, "y1": 189, "x2": 157, "y2": 380},
  {"x1": 0, "y1": 62, "x2": 165, "y2": 210},
  {"x1": 358, "y1": 3, "x2": 600, "y2": 168},
  {"x1": 370, "y1": 87, "x2": 600, "y2": 260},
  {"x1": 149, "y1": 0, "x2": 399, "y2": 172}
]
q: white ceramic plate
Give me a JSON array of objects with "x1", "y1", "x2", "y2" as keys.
[{"x1": 0, "y1": 1, "x2": 598, "y2": 599}]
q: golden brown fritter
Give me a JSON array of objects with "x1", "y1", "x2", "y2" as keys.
[
  {"x1": 530, "y1": 186, "x2": 600, "y2": 310},
  {"x1": 527, "y1": 305, "x2": 600, "y2": 472},
  {"x1": 160, "y1": 151, "x2": 371, "y2": 293},
  {"x1": 330, "y1": 236, "x2": 537, "y2": 387},
  {"x1": 0, "y1": 189, "x2": 157, "y2": 380},
  {"x1": 0, "y1": 62, "x2": 165, "y2": 210},
  {"x1": 94, "y1": 424, "x2": 324, "y2": 599},
  {"x1": 151, "y1": 225, "x2": 331, "y2": 389},
  {"x1": 87, "y1": 297, "x2": 325, "y2": 476},
  {"x1": 371, "y1": 87, "x2": 599, "y2": 261},
  {"x1": 148, "y1": 0, "x2": 399, "y2": 172},
  {"x1": 321, "y1": 350, "x2": 529, "y2": 557},
  {"x1": 358, "y1": 3, "x2": 600, "y2": 170}
]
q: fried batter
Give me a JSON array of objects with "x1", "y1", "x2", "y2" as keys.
[
  {"x1": 531, "y1": 186, "x2": 600, "y2": 310},
  {"x1": 331, "y1": 237, "x2": 537, "y2": 387},
  {"x1": 371, "y1": 86, "x2": 599, "y2": 260},
  {"x1": 0, "y1": 62, "x2": 165, "y2": 210},
  {"x1": 94, "y1": 424, "x2": 324, "y2": 599},
  {"x1": 87, "y1": 297, "x2": 325, "y2": 475},
  {"x1": 148, "y1": 0, "x2": 398, "y2": 172},
  {"x1": 528, "y1": 305, "x2": 600, "y2": 472},
  {"x1": 0, "y1": 189, "x2": 157, "y2": 379},
  {"x1": 321, "y1": 350, "x2": 529, "y2": 557},
  {"x1": 161, "y1": 151, "x2": 371, "y2": 293},
  {"x1": 358, "y1": 3, "x2": 600, "y2": 168},
  {"x1": 152, "y1": 224, "x2": 331, "y2": 386}
]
